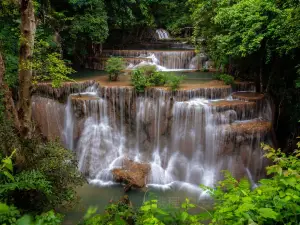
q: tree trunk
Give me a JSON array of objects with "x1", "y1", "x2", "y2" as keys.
[
  {"x1": 18, "y1": 0, "x2": 36, "y2": 138},
  {"x1": 0, "y1": 53, "x2": 20, "y2": 131}
]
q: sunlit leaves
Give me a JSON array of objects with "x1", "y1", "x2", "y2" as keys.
[{"x1": 203, "y1": 142, "x2": 300, "y2": 224}]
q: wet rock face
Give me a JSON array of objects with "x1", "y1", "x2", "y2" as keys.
[
  {"x1": 112, "y1": 158, "x2": 150, "y2": 191},
  {"x1": 32, "y1": 82, "x2": 273, "y2": 187},
  {"x1": 32, "y1": 96, "x2": 65, "y2": 141},
  {"x1": 33, "y1": 81, "x2": 97, "y2": 102}
]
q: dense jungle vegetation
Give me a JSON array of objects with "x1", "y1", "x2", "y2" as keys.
[{"x1": 0, "y1": 0, "x2": 300, "y2": 224}]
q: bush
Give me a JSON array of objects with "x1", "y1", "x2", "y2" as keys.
[
  {"x1": 165, "y1": 73, "x2": 185, "y2": 91},
  {"x1": 148, "y1": 71, "x2": 167, "y2": 86},
  {"x1": 105, "y1": 57, "x2": 126, "y2": 81},
  {"x1": 214, "y1": 74, "x2": 234, "y2": 85},
  {"x1": 18, "y1": 141, "x2": 85, "y2": 211},
  {"x1": 131, "y1": 69, "x2": 151, "y2": 93},
  {"x1": 80, "y1": 197, "x2": 203, "y2": 225},
  {"x1": 131, "y1": 69, "x2": 185, "y2": 92},
  {"x1": 137, "y1": 65, "x2": 157, "y2": 77},
  {"x1": 202, "y1": 142, "x2": 300, "y2": 225}
]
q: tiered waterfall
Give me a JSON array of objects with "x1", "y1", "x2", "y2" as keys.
[{"x1": 32, "y1": 81, "x2": 272, "y2": 196}]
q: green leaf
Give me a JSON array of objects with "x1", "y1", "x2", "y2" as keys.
[
  {"x1": 0, "y1": 203, "x2": 10, "y2": 213},
  {"x1": 258, "y1": 208, "x2": 278, "y2": 220},
  {"x1": 16, "y1": 215, "x2": 32, "y2": 225},
  {"x1": 180, "y1": 211, "x2": 189, "y2": 222},
  {"x1": 2, "y1": 157, "x2": 13, "y2": 172},
  {"x1": 3, "y1": 170, "x2": 14, "y2": 181}
]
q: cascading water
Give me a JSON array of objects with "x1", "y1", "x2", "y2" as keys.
[
  {"x1": 31, "y1": 43, "x2": 272, "y2": 199},
  {"x1": 88, "y1": 49, "x2": 201, "y2": 71},
  {"x1": 156, "y1": 29, "x2": 170, "y2": 39},
  {"x1": 31, "y1": 83, "x2": 270, "y2": 198}
]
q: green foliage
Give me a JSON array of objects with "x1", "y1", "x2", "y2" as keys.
[
  {"x1": 0, "y1": 0, "x2": 20, "y2": 87},
  {"x1": 69, "y1": 0, "x2": 109, "y2": 44},
  {"x1": 148, "y1": 72, "x2": 168, "y2": 86},
  {"x1": 138, "y1": 65, "x2": 157, "y2": 77},
  {"x1": 33, "y1": 33, "x2": 75, "y2": 88},
  {"x1": 0, "y1": 152, "x2": 62, "y2": 225},
  {"x1": 105, "y1": 57, "x2": 126, "y2": 81},
  {"x1": 80, "y1": 197, "x2": 204, "y2": 225},
  {"x1": 131, "y1": 67, "x2": 185, "y2": 92},
  {"x1": 165, "y1": 74, "x2": 185, "y2": 91},
  {"x1": 19, "y1": 141, "x2": 85, "y2": 211},
  {"x1": 214, "y1": 74, "x2": 235, "y2": 85},
  {"x1": 131, "y1": 69, "x2": 151, "y2": 93},
  {"x1": 81, "y1": 196, "x2": 135, "y2": 225},
  {"x1": 0, "y1": 206, "x2": 63, "y2": 225},
  {"x1": 0, "y1": 118, "x2": 84, "y2": 212},
  {"x1": 201, "y1": 142, "x2": 300, "y2": 225}
]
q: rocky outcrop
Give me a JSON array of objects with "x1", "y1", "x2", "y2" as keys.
[
  {"x1": 33, "y1": 81, "x2": 97, "y2": 102},
  {"x1": 112, "y1": 158, "x2": 150, "y2": 191}
]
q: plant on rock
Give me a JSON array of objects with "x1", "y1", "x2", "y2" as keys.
[
  {"x1": 214, "y1": 74, "x2": 234, "y2": 85},
  {"x1": 166, "y1": 73, "x2": 185, "y2": 91},
  {"x1": 131, "y1": 69, "x2": 151, "y2": 93},
  {"x1": 148, "y1": 71, "x2": 168, "y2": 86},
  {"x1": 131, "y1": 66, "x2": 185, "y2": 92},
  {"x1": 105, "y1": 57, "x2": 126, "y2": 81}
]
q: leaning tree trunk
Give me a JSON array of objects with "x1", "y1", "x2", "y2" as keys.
[
  {"x1": 18, "y1": 0, "x2": 36, "y2": 138},
  {"x1": 0, "y1": 53, "x2": 20, "y2": 130}
]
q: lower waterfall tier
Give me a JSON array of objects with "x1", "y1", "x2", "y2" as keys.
[{"x1": 32, "y1": 82, "x2": 273, "y2": 195}]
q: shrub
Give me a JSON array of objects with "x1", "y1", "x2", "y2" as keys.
[
  {"x1": 137, "y1": 65, "x2": 157, "y2": 77},
  {"x1": 80, "y1": 197, "x2": 204, "y2": 225},
  {"x1": 201, "y1": 142, "x2": 300, "y2": 225},
  {"x1": 131, "y1": 69, "x2": 151, "y2": 93},
  {"x1": 105, "y1": 57, "x2": 126, "y2": 81},
  {"x1": 165, "y1": 73, "x2": 185, "y2": 91},
  {"x1": 214, "y1": 74, "x2": 234, "y2": 85},
  {"x1": 18, "y1": 141, "x2": 85, "y2": 211},
  {"x1": 148, "y1": 71, "x2": 167, "y2": 86}
]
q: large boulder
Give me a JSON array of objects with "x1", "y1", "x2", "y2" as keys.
[{"x1": 112, "y1": 158, "x2": 150, "y2": 192}]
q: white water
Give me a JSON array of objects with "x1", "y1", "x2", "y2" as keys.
[
  {"x1": 58, "y1": 85, "x2": 272, "y2": 198},
  {"x1": 156, "y1": 29, "x2": 170, "y2": 39},
  {"x1": 126, "y1": 52, "x2": 199, "y2": 71}
]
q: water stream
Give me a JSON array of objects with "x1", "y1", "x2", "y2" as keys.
[{"x1": 32, "y1": 43, "x2": 273, "y2": 223}]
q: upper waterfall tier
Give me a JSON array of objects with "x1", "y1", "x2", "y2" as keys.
[
  {"x1": 86, "y1": 49, "x2": 212, "y2": 71},
  {"x1": 32, "y1": 80, "x2": 272, "y2": 192}
]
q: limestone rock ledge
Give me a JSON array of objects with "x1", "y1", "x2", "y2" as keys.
[
  {"x1": 112, "y1": 158, "x2": 150, "y2": 192},
  {"x1": 33, "y1": 81, "x2": 97, "y2": 101}
]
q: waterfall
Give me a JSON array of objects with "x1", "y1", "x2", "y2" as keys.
[
  {"x1": 156, "y1": 29, "x2": 170, "y2": 39},
  {"x1": 64, "y1": 96, "x2": 74, "y2": 150},
  {"x1": 92, "y1": 50, "x2": 197, "y2": 71},
  {"x1": 32, "y1": 83, "x2": 272, "y2": 197}
]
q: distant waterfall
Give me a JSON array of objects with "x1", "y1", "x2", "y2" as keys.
[
  {"x1": 99, "y1": 49, "x2": 196, "y2": 70},
  {"x1": 156, "y1": 29, "x2": 170, "y2": 39}
]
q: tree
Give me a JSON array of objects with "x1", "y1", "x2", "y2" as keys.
[
  {"x1": 18, "y1": 0, "x2": 36, "y2": 138},
  {"x1": 0, "y1": 53, "x2": 20, "y2": 132},
  {"x1": 105, "y1": 57, "x2": 125, "y2": 81},
  {"x1": 189, "y1": 0, "x2": 300, "y2": 148}
]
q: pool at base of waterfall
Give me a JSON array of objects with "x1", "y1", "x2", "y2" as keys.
[{"x1": 61, "y1": 183, "x2": 213, "y2": 225}]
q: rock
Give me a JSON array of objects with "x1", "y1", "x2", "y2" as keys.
[{"x1": 112, "y1": 158, "x2": 150, "y2": 192}]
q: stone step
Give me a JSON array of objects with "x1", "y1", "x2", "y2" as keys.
[
  {"x1": 233, "y1": 82, "x2": 256, "y2": 92},
  {"x1": 209, "y1": 100, "x2": 256, "y2": 120},
  {"x1": 209, "y1": 100, "x2": 255, "y2": 110},
  {"x1": 223, "y1": 120, "x2": 271, "y2": 135},
  {"x1": 232, "y1": 92, "x2": 264, "y2": 102},
  {"x1": 71, "y1": 94, "x2": 100, "y2": 101}
]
